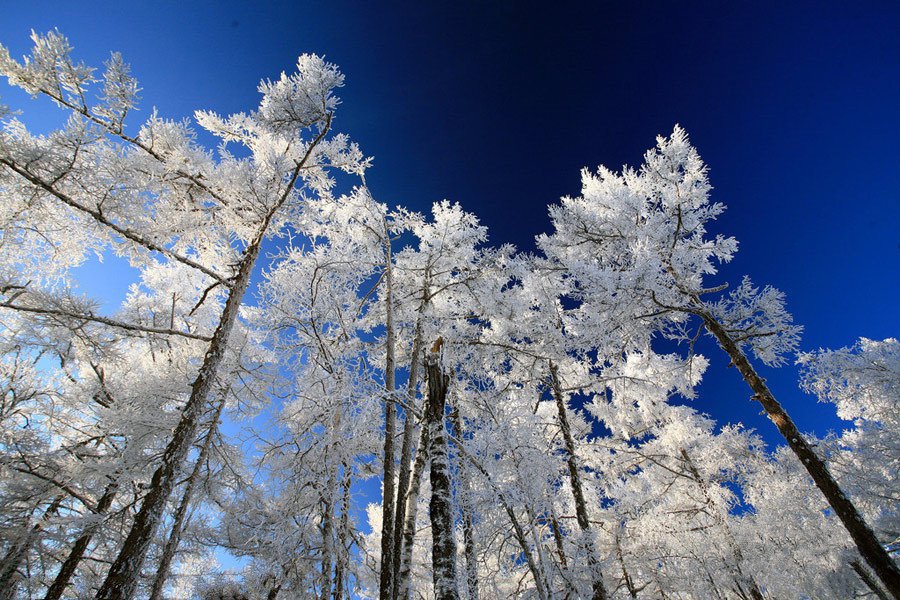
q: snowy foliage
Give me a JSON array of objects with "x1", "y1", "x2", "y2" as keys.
[{"x1": 0, "y1": 30, "x2": 895, "y2": 600}]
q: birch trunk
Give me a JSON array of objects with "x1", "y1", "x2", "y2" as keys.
[
  {"x1": 96, "y1": 115, "x2": 332, "y2": 600},
  {"x1": 148, "y1": 398, "x2": 226, "y2": 600},
  {"x1": 700, "y1": 312, "x2": 900, "y2": 598},
  {"x1": 424, "y1": 345, "x2": 460, "y2": 600},
  {"x1": 549, "y1": 361, "x2": 608, "y2": 600}
]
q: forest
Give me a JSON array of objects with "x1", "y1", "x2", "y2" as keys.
[{"x1": 0, "y1": 31, "x2": 897, "y2": 600}]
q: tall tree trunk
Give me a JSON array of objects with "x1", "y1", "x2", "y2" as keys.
[
  {"x1": 391, "y1": 302, "x2": 427, "y2": 597},
  {"x1": 549, "y1": 361, "x2": 608, "y2": 600},
  {"x1": 679, "y1": 447, "x2": 763, "y2": 600},
  {"x1": 700, "y1": 312, "x2": 900, "y2": 598},
  {"x1": 450, "y1": 406, "x2": 479, "y2": 600},
  {"x1": 96, "y1": 115, "x2": 331, "y2": 599},
  {"x1": 148, "y1": 398, "x2": 225, "y2": 600},
  {"x1": 852, "y1": 560, "x2": 891, "y2": 600},
  {"x1": 321, "y1": 471, "x2": 336, "y2": 600},
  {"x1": 333, "y1": 465, "x2": 351, "y2": 600},
  {"x1": 550, "y1": 510, "x2": 577, "y2": 599},
  {"x1": 96, "y1": 245, "x2": 256, "y2": 600},
  {"x1": 43, "y1": 482, "x2": 119, "y2": 600},
  {"x1": 0, "y1": 495, "x2": 63, "y2": 600},
  {"x1": 379, "y1": 229, "x2": 397, "y2": 600},
  {"x1": 503, "y1": 502, "x2": 550, "y2": 600},
  {"x1": 615, "y1": 532, "x2": 638, "y2": 599},
  {"x1": 397, "y1": 412, "x2": 431, "y2": 600},
  {"x1": 424, "y1": 344, "x2": 460, "y2": 600}
]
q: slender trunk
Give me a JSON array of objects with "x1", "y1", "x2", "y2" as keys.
[
  {"x1": 701, "y1": 312, "x2": 900, "y2": 598},
  {"x1": 391, "y1": 306, "x2": 427, "y2": 597},
  {"x1": 267, "y1": 583, "x2": 282, "y2": 600},
  {"x1": 549, "y1": 361, "x2": 608, "y2": 600},
  {"x1": 503, "y1": 502, "x2": 549, "y2": 600},
  {"x1": 333, "y1": 466, "x2": 351, "y2": 600},
  {"x1": 397, "y1": 413, "x2": 431, "y2": 600},
  {"x1": 379, "y1": 230, "x2": 397, "y2": 600},
  {"x1": 321, "y1": 471, "x2": 336, "y2": 600},
  {"x1": 524, "y1": 504, "x2": 554, "y2": 600},
  {"x1": 615, "y1": 533, "x2": 638, "y2": 599},
  {"x1": 148, "y1": 398, "x2": 225, "y2": 600},
  {"x1": 550, "y1": 510, "x2": 577, "y2": 599},
  {"x1": 679, "y1": 447, "x2": 763, "y2": 600},
  {"x1": 0, "y1": 495, "x2": 63, "y2": 599},
  {"x1": 450, "y1": 406, "x2": 479, "y2": 600},
  {"x1": 44, "y1": 482, "x2": 119, "y2": 600},
  {"x1": 853, "y1": 560, "x2": 891, "y2": 600}
]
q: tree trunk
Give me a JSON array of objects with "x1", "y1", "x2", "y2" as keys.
[
  {"x1": 391, "y1": 306, "x2": 427, "y2": 597},
  {"x1": 321, "y1": 470, "x2": 336, "y2": 600},
  {"x1": 95, "y1": 109, "x2": 332, "y2": 600},
  {"x1": 0, "y1": 495, "x2": 63, "y2": 599},
  {"x1": 503, "y1": 502, "x2": 549, "y2": 600},
  {"x1": 852, "y1": 560, "x2": 891, "y2": 600},
  {"x1": 397, "y1": 411, "x2": 431, "y2": 600},
  {"x1": 148, "y1": 398, "x2": 225, "y2": 600},
  {"x1": 379, "y1": 231, "x2": 397, "y2": 600},
  {"x1": 96, "y1": 243, "x2": 258, "y2": 600},
  {"x1": 424, "y1": 345, "x2": 460, "y2": 600},
  {"x1": 679, "y1": 447, "x2": 763, "y2": 600},
  {"x1": 549, "y1": 361, "x2": 608, "y2": 600},
  {"x1": 615, "y1": 532, "x2": 638, "y2": 599},
  {"x1": 449, "y1": 406, "x2": 479, "y2": 600},
  {"x1": 43, "y1": 482, "x2": 119, "y2": 600},
  {"x1": 333, "y1": 465, "x2": 351, "y2": 600},
  {"x1": 701, "y1": 312, "x2": 900, "y2": 598},
  {"x1": 551, "y1": 510, "x2": 577, "y2": 599}
]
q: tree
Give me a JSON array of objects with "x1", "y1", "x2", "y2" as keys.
[
  {"x1": 0, "y1": 31, "x2": 368, "y2": 598},
  {"x1": 538, "y1": 125, "x2": 900, "y2": 596}
]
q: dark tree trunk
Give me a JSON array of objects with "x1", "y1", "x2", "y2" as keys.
[
  {"x1": 679, "y1": 447, "x2": 763, "y2": 600},
  {"x1": 333, "y1": 466, "x2": 351, "y2": 600},
  {"x1": 43, "y1": 483, "x2": 118, "y2": 600},
  {"x1": 0, "y1": 496, "x2": 63, "y2": 599},
  {"x1": 853, "y1": 560, "x2": 891, "y2": 600},
  {"x1": 503, "y1": 502, "x2": 550, "y2": 600},
  {"x1": 449, "y1": 406, "x2": 479, "y2": 600},
  {"x1": 148, "y1": 398, "x2": 225, "y2": 600},
  {"x1": 549, "y1": 362, "x2": 608, "y2": 600},
  {"x1": 550, "y1": 510, "x2": 577, "y2": 599},
  {"x1": 96, "y1": 241, "x2": 259, "y2": 600},
  {"x1": 379, "y1": 235, "x2": 398, "y2": 600},
  {"x1": 424, "y1": 344, "x2": 460, "y2": 600},
  {"x1": 95, "y1": 110, "x2": 332, "y2": 600},
  {"x1": 701, "y1": 312, "x2": 900, "y2": 599}
]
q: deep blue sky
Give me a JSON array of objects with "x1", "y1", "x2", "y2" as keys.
[{"x1": 2, "y1": 1, "x2": 898, "y2": 446}]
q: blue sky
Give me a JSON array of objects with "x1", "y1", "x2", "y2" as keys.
[{"x1": 2, "y1": 0, "x2": 898, "y2": 449}]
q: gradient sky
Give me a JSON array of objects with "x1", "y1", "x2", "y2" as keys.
[{"x1": 2, "y1": 0, "x2": 898, "y2": 448}]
